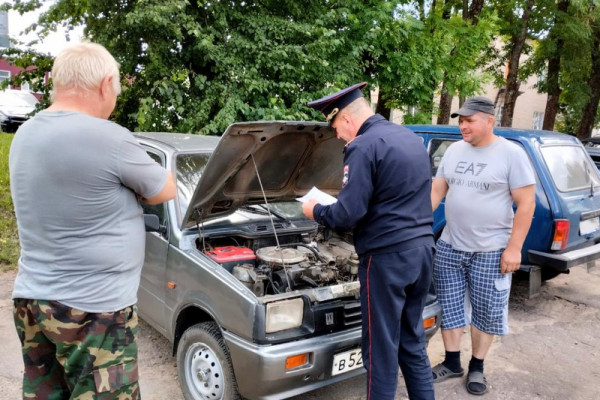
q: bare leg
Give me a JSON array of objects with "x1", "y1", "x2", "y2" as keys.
[
  {"x1": 441, "y1": 327, "x2": 463, "y2": 351},
  {"x1": 471, "y1": 325, "x2": 494, "y2": 359},
  {"x1": 432, "y1": 327, "x2": 465, "y2": 380}
]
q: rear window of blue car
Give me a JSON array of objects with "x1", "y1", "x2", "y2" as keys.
[{"x1": 541, "y1": 145, "x2": 600, "y2": 192}]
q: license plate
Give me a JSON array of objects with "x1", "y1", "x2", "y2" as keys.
[
  {"x1": 580, "y1": 216, "x2": 600, "y2": 235},
  {"x1": 332, "y1": 348, "x2": 363, "y2": 376}
]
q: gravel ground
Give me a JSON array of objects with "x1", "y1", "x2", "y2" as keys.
[{"x1": 1, "y1": 264, "x2": 600, "y2": 400}]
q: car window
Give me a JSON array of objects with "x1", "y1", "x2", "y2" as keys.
[
  {"x1": 541, "y1": 145, "x2": 600, "y2": 192},
  {"x1": 428, "y1": 138, "x2": 458, "y2": 177},
  {"x1": 267, "y1": 202, "x2": 304, "y2": 218},
  {"x1": 176, "y1": 152, "x2": 211, "y2": 218},
  {"x1": 142, "y1": 151, "x2": 168, "y2": 226},
  {"x1": 581, "y1": 139, "x2": 600, "y2": 148}
]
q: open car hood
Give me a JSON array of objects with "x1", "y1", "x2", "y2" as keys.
[{"x1": 182, "y1": 121, "x2": 346, "y2": 227}]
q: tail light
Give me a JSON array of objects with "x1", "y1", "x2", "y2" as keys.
[{"x1": 551, "y1": 219, "x2": 570, "y2": 250}]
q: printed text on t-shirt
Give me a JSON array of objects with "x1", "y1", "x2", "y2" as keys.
[{"x1": 454, "y1": 161, "x2": 488, "y2": 176}]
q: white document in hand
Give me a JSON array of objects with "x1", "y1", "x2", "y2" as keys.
[{"x1": 296, "y1": 186, "x2": 338, "y2": 205}]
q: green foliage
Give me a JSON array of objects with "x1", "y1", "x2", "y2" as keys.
[
  {"x1": 372, "y1": 2, "x2": 497, "y2": 117},
  {"x1": 2, "y1": 0, "x2": 502, "y2": 134},
  {"x1": 0, "y1": 134, "x2": 19, "y2": 271},
  {"x1": 524, "y1": 0, "x2": 600, "y2": 135},
  {"x1": 0, "y1": 47, "x2": 54, "y2": 111},
  {"x1": 7, "y1": 0, "x2": 370, "y2": 134},
  {"x1": 485, "y1": 0, "x2": 551, "y2": 87},
  {"x1": 9, "y1": 0, "x2": 593, "y2": 134}
]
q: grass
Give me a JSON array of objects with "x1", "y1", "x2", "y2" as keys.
[{"x1": 0, "y1": 133, "x2": 19, "y2": 271}]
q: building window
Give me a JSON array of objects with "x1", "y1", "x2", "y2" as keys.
[
  {"x1": 533, "y1": 111, "x2": 544, "y2": 130},
  {"x1": 0, "y1": 70, "x2": 10, "y2": 89}
]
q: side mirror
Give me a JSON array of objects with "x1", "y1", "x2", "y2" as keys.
[{"x1": 144, "y1": 214, "x2": 161, "y2": 232}]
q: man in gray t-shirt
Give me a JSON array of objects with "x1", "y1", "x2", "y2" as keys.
[
  {"x1": 429, "y1": 97, "x2": 535, "y2": 396},
  {"x1": 9, "y1": 43, "x2": 176, "y2": 399}
]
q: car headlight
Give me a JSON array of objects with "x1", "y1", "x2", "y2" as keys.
[{"x1": 265, "y1": 298, "x2": 304, "y2": 333}]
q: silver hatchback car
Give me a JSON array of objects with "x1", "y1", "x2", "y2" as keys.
[{"x1": 135, "y1": 122, "x2": 441, "y2": 400}]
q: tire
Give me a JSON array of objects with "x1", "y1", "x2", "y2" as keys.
[{"x1": 177, "y1": 322, "x2": 241, "y2": 400}]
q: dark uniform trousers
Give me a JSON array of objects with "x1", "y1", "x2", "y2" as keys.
[{"x1": 358, "y1": 244, "x2": 435, "y2": 400}]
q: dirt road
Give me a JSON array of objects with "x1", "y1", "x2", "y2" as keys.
[{"x1": 1, "y1": 265, "x2": 599, "y2": 400}]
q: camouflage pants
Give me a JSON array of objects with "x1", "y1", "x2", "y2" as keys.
[{"x1": 13, "y1": 299, "x2": 140, "y2": 400}]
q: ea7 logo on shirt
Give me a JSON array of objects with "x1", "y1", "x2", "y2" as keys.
[
  {"x1": 454, "y1": 161, "x2": 487, "y2": 176},
  {"x1": 342, "y1": 165, "x2": 349, "y2": 187}
]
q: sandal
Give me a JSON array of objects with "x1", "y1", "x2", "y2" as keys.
[
  {"x1": 466, "y1": 370, "x2": 488, "y2": 395},
  {"x1": 432, "y1": 363, "x2": 464, "y2": 383}
]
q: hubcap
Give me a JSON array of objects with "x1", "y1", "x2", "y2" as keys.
[{"x1": 185, "y1": 343, "x2": 225, "y2": 399}]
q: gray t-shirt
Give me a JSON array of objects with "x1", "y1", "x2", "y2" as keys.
[
  {"x1": 436, "y1": 137, "x2": 535, "y2": 252},
  {"x1": 10, "y1": 111, "x2": 168, "y2": 312}
]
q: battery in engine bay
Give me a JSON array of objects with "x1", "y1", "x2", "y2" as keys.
[{"x1": 204, "y1": 246, "x2": 257, "y2": 273}]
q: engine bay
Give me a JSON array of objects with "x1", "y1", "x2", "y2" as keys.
[{"x1": 198, "y1": 228, "x2": 359, "y2": 297}]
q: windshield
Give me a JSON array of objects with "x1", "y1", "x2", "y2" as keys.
[
  {"x1": 176, "y1": 152, "x2": 211, "y2": 218},
  {"x1": 541, "y1": 145, "x2": 600, "y2": 192}
]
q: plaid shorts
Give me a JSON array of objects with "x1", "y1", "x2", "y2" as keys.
[{"x1": 433, "y1": 240, "x2": 511, "y2": 336}]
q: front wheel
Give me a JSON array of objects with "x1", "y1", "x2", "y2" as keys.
[{"x1": 177, "y1": 322, "x2": 241, "y2": 400}]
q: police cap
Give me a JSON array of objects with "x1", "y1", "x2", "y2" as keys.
[{"x1": 307, "y1": 82, "x2": 368, "y2": 123}]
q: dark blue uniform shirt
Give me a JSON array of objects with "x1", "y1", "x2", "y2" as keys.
[{"x1": 313, "y1": 114, "x2": 433, "y2": 256}]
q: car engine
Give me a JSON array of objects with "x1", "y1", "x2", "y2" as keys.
[{"x1": 201, "y1": 230, "x2": 360, "y2": 297}]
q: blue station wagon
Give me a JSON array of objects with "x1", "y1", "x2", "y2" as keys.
[
  {"x1": 135, "y1": 122, "x2": 441, "y2": 400},
  {"x1": 409, "y1": 125, "x2": 600, "y2": 292}
]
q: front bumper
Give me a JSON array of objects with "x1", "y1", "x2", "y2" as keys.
[
  {"x1": 225, "y1": 327, "x2": 363, "y2": 400},
  {"x1": 224, "y1": 301, "x2": 441, "y2": 400},
  {"x1": 528, "y1": 242, "x2": 600, "y2": 271}
]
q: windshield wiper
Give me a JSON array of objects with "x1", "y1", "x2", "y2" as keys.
[
  {"x1": 240, "y1": 205, "x2": 289, "y2": 223},
  {"x1": 256, "y1": 204, "x2": 291, "y2": 223}
]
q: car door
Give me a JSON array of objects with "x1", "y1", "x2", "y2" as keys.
[
  {"x1": 538, "y1": 143, "x2": 600, "y2": 249},
  {"x1": 138, "y1": 149, "x2": 170, "y2": 335},
  {"x1": 425, "y1": 136, "x2": 459, "y2": 238}
]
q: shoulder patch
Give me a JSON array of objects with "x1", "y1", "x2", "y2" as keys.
[{"x1": 342, "y1": 165, "x2": 349, "y2": 187}]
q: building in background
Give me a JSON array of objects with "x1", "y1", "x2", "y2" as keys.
[
  {"x1": 0, "y1": 10, "x2": 9, "y2": 49},
  {"x1": 0, "y1": 10, "x2": 49, "y2": 96}
]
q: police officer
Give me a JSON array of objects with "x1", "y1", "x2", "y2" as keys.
[{"x1": 302, "y1": 82, "x2": 435, "y2": 400}]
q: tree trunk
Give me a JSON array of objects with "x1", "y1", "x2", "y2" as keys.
[
  {"x1": 501, "y1": 0, "x2": 535, "y2": 127},
  {"x1": 467, "y1": 0, "x2": 485, "y2": 24},
  {"x1": 576, "y1": 22, "x2": 600, "y2": 139},
  {"x1": 542, "y1": 55, "x2": 562, "y2": 131},
  {"x1": 437, "y1": 77, "x2": 453, "y2": 124},
  {"x1": 543, "y1": 0, "x2": 568, "y2": 131},
  {"x1": 375, "y1": 89, "x2": 392, "y2": 120}
]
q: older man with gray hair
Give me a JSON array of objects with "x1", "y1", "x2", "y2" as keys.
[{"x1": 9, "y1": 42, "x2": 175, "y2": 399}]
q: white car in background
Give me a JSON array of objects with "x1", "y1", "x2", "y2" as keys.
[{"x1": 0, "y1": 90, "x2": 38, "y2": 133}]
